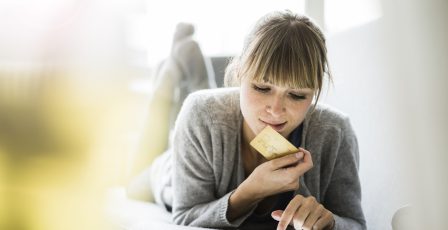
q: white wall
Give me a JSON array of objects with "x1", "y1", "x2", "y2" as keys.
[{"x1": 323, "y1": 0, "x2": 448, "y2": 229}]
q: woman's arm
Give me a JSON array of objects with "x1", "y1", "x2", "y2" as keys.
[
  {"x1": 172, "y1": 93, "x2": 254, "y2": 228},
  {"x1": 227, "y1": 181, "x2": 261, "y2": 222},
  {"x1": 322, "y1": 117, "x2": 366, "y2": 229}
]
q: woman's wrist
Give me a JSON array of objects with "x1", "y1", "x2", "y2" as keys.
[
  {"x1": 238, "y1": 180, "x2": 264, "y2": 201},
  {"x1": 230, "y1": 182, "x2": 263, "y2": 207},
  {"x1": 227, "y1": 183, "x2": 263, "y2": 221}
]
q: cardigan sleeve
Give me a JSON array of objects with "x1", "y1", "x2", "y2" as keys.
[
  {"x1": 171, "y1": 94, "x2": 254, "y2": 228},
  {"x1": 324, "y1": 117, "x2": 367, "y2": 230}
]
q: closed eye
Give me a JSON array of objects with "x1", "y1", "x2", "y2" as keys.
[
  {"x1": 289, "y1": 93, "x2": 307, "y2": 100},
  {"x1": 252, "y1": 84, "x2": 270, "y2": 93}
]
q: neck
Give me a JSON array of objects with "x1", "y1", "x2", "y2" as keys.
[
  {"x1": 241, "y1": 120, "x2": 264, "y2": 160},
  {"x1": 242, "y1": 120, "x2": 255, "y2": 148}
]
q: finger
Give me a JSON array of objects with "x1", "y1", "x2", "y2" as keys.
[
  {"x1": 291, "y1": 149, "x2": 313, "y2": 175},
  {"x1": 299, "y1": 148, "x2": 313, "y2": 165},
  {"x1": 277, "y1": 195, "x2": 304, "y2": 230},
  {"x1": 313, "y1": 211, "x2": 334, "y2": 230},
  {"x1": 302, "y1": 204, "x2": 324, "y2": 230},
  {"x1": 292, "y1": 197, "x2": 317, "y2": 230},
  {"x1": 292, "y1": 207, "x2": 308, "y2": 230},
  {"x1": 269, "y1": 152, "x2": 303, "y2": 170},
  {"x1": 271, "y1": 210, "x2": 283, "y2": 221}
]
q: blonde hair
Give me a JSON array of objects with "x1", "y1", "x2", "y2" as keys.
[{"x1": 224, "y1": 10, "x2": 331, "y2": 105}]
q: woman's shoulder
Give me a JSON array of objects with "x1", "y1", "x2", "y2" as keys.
[
  {"x1": 179, "y1": 87, "x2": 241, "y2": 124},
  {"x1": 304, "y1": 105, "x2": 357, "y2": 149},
  {"x1": 183, "y1": 87, "x2": 239, "y2": 110},
  {"x1": 187, "y1": 87, "x2": 239, "y2": 103},
  {"x1": 306, "y1": 104, "x2": 351, "y2": 129}
]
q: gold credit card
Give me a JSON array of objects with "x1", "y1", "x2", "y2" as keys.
[{"x1": 249, "y1": 126, "x2": 298, "y2": 160}]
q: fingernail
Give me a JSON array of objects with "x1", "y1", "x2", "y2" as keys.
[{"x1": 295, "y1": 152, "x2": 304, "y2": 159}]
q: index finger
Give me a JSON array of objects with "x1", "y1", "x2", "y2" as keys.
[{"x1": 277, "y1": 195, "x2": 304, "y2": 230}]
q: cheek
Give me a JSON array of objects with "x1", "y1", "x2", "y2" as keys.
[
  {"x1": 287, "y1": 101, "x2": 312, "y2": 124},
  {"x1": 240, "y1": 90, "x2": 266, "y2": 133},
  {"x1": 241, "y1": 88, "x2": 262, "y2": 114},
  {"x1": 246, "y1": 93, "x2": 261, "y2": 108}
]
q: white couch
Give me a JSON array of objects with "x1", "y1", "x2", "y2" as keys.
[{"x1": 106, "y1": 187, "x2": 216, "y2": 230}]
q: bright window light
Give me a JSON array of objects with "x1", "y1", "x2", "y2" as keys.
[
  {"x1": 128, "y1": 0, "x2": 305, "y2": 67},
  {"x1": 324, "y1": 0, "x2": 382, "y2": 34}
]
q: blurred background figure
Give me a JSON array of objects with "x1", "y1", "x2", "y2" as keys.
[
  {"x1": 126, "y1": 22, "x2": 212, "y2": 182},
  {"x1": 125, "y1": 22, "x2": 214, "y2": 203}
]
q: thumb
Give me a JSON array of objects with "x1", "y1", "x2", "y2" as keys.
[
  {"x1": 269, "y1": 152, "x2": 303, "y2": 170},
  {"x1": 271, "y1": 210, "x2": 284, "y2": 221}
]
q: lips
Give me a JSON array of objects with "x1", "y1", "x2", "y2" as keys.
[{"x1": 260, "y1": 119, "x2": 287, "y2": 131}]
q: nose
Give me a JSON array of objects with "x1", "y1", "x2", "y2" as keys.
[{"x1": 266, "y1": 95, "x2": 286, "y2": 117}]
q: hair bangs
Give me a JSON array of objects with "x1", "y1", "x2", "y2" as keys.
[{"x1": 242, "y1": 27, "x2": 321, "y2": 92}]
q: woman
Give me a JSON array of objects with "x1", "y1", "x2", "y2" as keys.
[{"x1": 164, "y1": 10, "x2": 365, "y2": 230}]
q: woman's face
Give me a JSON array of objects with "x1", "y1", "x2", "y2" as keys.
[{"x1": 240, "y1": 76, "x2": 315, "y2": 141}]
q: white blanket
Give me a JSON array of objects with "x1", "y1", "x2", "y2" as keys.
[{"x1": 106, "y1": 187, "x2": 214, "y2": 230}]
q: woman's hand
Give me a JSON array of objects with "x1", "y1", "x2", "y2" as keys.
[
  {"x1": 271, "y1": 195, "x2": 335, "y2": 230},
  {"x1": 227, "y1": 148, "x2": 313, "y2": 222},
  {"x1": 241, "y1": 147, "x2": 313, "y2": 200}
]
